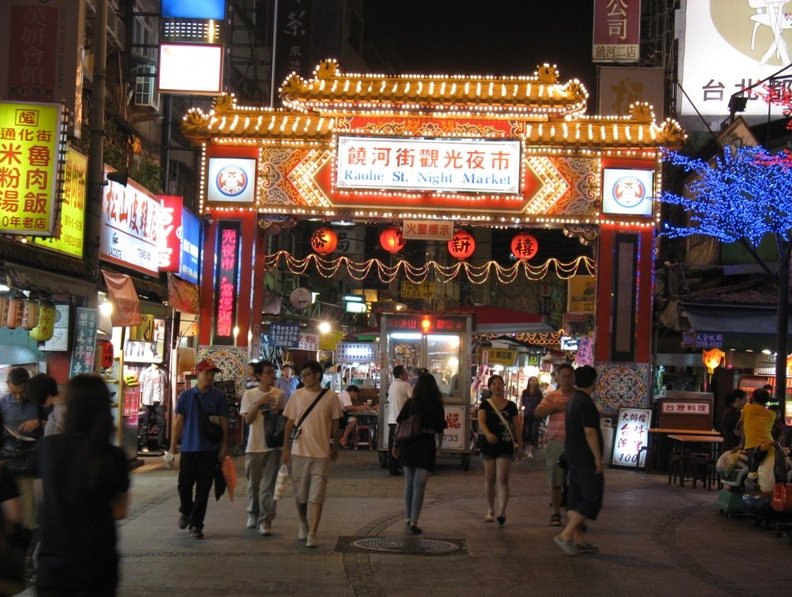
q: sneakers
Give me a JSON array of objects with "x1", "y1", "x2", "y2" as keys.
[
  {"x1": 178, "y1": 515, "x2": 189, "y2": 530},
  {"x1": 553, "y1": 534, "x2": 578, "y2": 556},
  {"x1": 258, "y1": 522, "x2": 272, "y2": 536},
  {"x1": 246, "y1": 515, "x2": 257, "y2": 530},
  {"x1": 576, "y1": 542, "x2": 599, "y2": 554},
  {"x1": 297, "y1": 524, "x2": 308, "y2": 541},
  {"x1": 190, "y1": 527, "x2": 204, "y2": 540},
  {"x1": 305, "y1": 532, "x2": 317, "y2": 548},
  {"x1": 408, "y1": 525, "x2": 422, "y2": 535}
]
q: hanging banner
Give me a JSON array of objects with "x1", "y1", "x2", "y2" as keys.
[
  {"x1": 180, "y1": 208, "x2": 200, "y2": 284},
  {"x1": 0, "y1": 101, "x2": 66, "y2": 236},
  {"x1": 69, "y1": 307, "x2": 98, "y2": 377},
  {"x1": 592, "y1": 0, "x2": 641, "y2": 62},
  {"x1": 167, "y1": 273, "x2": 199, "y2": 314},
  {"x1": 101, "y1": 270, "x2": 142, "y2": 327},
  {"x1": 273, "y1": 0, "x2": 313, "y2": 103}
]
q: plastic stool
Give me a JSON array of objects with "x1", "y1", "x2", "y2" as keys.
[{"x1": 355, "y1": 425, "x2": 374, "y2": 450}]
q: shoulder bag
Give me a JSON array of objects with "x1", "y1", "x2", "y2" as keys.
[
  {"x1": 195, "y1": 394, "x2": 224, "y2": 443},
  {"x1": 290, "y1": 388, "x2": 329, "y2": 442},
  {"x1": 485, "y1": 398, "x2": 519, "y2": 450},
  {"x1": 394, "y1": 402, "x2": 421, "y2": 446},
  {"x1": 264, "y1": 401, "x2": 287, "y2": 448}
]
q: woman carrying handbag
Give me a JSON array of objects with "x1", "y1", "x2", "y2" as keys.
[
  {"x1": 395, "y1": 371, "x2": 447, "y2": 535},
  {"x1": 478, "y1": 374, "x2": 522, "y2": 527}
]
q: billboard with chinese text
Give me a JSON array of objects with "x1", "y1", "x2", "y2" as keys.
[{"x1": 33, "y1": 146, "x2": 85, "y2": 257}]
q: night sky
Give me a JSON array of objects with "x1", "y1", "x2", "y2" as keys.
[{"x1": 364, "y1": 1, "x2": 597, "y2": 103}]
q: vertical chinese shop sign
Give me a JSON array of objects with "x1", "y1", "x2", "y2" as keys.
[
  {"x1": 213, "y1": 221, "x2": 241, "y2": 345},
  {"x1": 0, "y1": 101, "x2": 65, "y2": 235},
  {"x1": 69, "y1": 307, "x2": 98, "y2": 378}
]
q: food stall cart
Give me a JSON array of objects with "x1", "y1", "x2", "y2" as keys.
[{"x1": 377, "y1": 312, "x2": 473, "y2": 470}]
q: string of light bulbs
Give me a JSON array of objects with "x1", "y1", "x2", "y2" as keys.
[{"x1": 263, "y1": 250, "x2": 595, "y2": 284}]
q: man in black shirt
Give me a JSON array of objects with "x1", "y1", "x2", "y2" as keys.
[{"x1": 553, "y1": 365, "x2": 603, "y2": 556}]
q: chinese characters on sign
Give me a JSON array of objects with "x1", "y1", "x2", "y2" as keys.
[
  {"x1": 681, "y1": 331, "x2": 724, "y2": 349},
  {"x1": 402, "y1": 220, "x2": 454, "y2": 241},
  {"x1": 0, "y1": 101, "x2": 64, "y2": 235},
  {"x1": 661, "y1": 402, "x2": 711, "y2": 415},
  {"x1": 336, "y1": 137, "x2": 521, "y2": 194},
  {"x1": 477, "y1": 348, "x2": 517, "y2": 367},
  {"x1": 592, "y1": 0, "x2": 641, "y2": 62},
  {"x1": 269, "y1": 322, "x2": 301, "y2": 348},
  {"x1": 33, "y1": 145, "x2": 85, "y2": 257},
  {"x1": 336, "y1": 342, "x2": 378, "y2": 364},
  {"x1": 69, "y1": 307, "x2": 98, "y2": 378},
  {"x1": 610, "y1": 407, "x2": 651, "y2": 467},
  {"x1": 273, "y1": 0, "x2": 312, "y2": 104},
  {"x1": 441, "y1": 406, "x2": 466, "y2": 451},
  {"x1": 213, "y1": 221, "x2": 240, "y2": 344}
]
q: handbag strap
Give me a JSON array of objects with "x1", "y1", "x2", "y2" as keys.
[
  {"x1": 294, "y1": 388, "x2": 329, "y2": 432},
  {"x1": 487, "y1": 399, "x2": 517, "y2": 446}
]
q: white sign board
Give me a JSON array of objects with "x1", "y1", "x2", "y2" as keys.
[
  {"x1": 610, "y1": 407, "x2": 651, "y2": 468},
  {"x1": 678, "y1": 1, "x2": 787, "y2": 130},
  {"x1": 336, "y1": 136, "x2": 521, "y2": 194},
  {"x1": 206, "y1": 157, "x2": 257, "y2": 203},
  {"x1": 441, "y1": 405, "x2": 467, "y2": 451},
  {"x1": 158, "y1": 44, "x2": 223, "y2": 95}
]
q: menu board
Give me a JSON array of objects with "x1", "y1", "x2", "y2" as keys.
[
  {"x1": 69, "y1": 307, "x2": 98, "y2": 377},
  {"x1": 610, "y1": 407, "x2": 651, "y2": 468},
  {"x1": 270, "y1": 322, "x2": 301, "y2": 348}
]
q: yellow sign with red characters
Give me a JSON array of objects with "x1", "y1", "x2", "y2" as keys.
[
  {"x1": 0, "y1": 101, "x2": 65, "y2": 235},
  {"x1": 33, "y1": 146, "x2": 85, "y2": 257}
]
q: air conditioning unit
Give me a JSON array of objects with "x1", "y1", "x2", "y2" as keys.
[{"x1": 134, "y1": 65, "x2": 160, "y2": 111}]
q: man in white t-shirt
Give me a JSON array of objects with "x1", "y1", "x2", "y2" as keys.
[
  {"x1": 239, "y1": 361, "x2": 286, "y2": 536},
  {"x1": 282, "y1": 360, "x2": 341, "y2": 548},
  {"x1": 386, "y1": 365, "x2": 412, "y2": 475}
]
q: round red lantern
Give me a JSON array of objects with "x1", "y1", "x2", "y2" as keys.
[
  {"x1": 510, "y1": 232, "x2": 539, "y2": 261},
  {"x1": 310, "y1": 227, "x2": 338, "y2": 254},
  {"x1": 379, "y1": 227, "x2": 406, "y2": 254},
  {"x1": 447, "y1": 230, "x2": 476, "y2": 260}
]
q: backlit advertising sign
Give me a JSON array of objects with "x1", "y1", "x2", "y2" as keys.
[
  {"x1": 0, "y1": 101, "x2": 65, "y2": 236},
  {"x1": 678, "y1": 0, "x2": 787, "y2": 129},
  {"x1": 158, "y1": 195, "x2": 183, "y2": 273},
  {"x1": 161, "y1": 0, "x2": 226, "y2": 19},
  {"x1": 180, "y1": 209, "x2": 200, "y2": 284},
  {"x1": 206, "y1": 157, "x2": 256, "y2": 203},
  {"x1": 602, "y1": 168, "x2": 654, "y2": 217},
  {"x1": 100, "y1": 175, "x2": 160, "y2": 275},
  {"x1": 336, "y1": 136, "x2": 521, "y2": 194},
  {"x1": 33, "y1": 146, "x2": 85, "y2": 257},
  {"x1": 158, "y1": 44, "x2": 223, "y2": 95},
  {"x1": 213, "y1": 220, "x2": 240, "y2": 344}
]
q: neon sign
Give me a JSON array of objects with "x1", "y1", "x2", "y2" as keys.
[{"x1": 213, "y1": 221, "x2": 240, "y2": 343}]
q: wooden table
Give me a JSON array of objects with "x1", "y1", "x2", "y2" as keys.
[
  {"x1": 667, "y1": 434, "x2": 724, "y2": 487},
  {"x1": 644, "y1": 428, "x2": 722, "y2": 473},
  {"x1": 350, "y1": 410, "x2": 379, "y2": 449}
]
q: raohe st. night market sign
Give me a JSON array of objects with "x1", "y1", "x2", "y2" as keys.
[{"x1": 0, "y1": 101, "x2": 66, "y2": 236}]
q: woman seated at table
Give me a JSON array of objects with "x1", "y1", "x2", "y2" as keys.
[{"x1": 338, "y1": 385, "x2": 371, "y2": 448}]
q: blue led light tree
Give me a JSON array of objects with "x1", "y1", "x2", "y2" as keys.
[{"x1": 661, "y1": 145, "x2": 792, "y2": 415}]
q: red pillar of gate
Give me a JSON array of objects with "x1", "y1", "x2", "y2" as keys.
[{"x1": 594, "y1": 225, "x2": 654, "y2": 363}]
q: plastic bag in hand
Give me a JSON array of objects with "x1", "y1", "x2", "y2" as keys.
[{"x1": 274, "y1": 464, "x2": 289, "y2": 500}]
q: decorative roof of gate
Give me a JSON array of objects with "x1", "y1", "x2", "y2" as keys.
[{"x1": 280, "y1": 60, "x2": 589, "y2": 117}]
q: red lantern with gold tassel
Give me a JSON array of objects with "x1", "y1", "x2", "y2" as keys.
[
  {"x1": 447, "y1": 230, "x2": 476, "y2": 260},
  {"x1": 379, "y1": 227, "x2": 406, "y2": 254},
  {"x1": 511, "y1": 232, "x2": 540, "y2": 261},
  {"x1": 310, "y1": 227, "x2": 338, "y2": 254}
]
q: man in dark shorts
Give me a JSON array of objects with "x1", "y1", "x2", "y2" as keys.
[{"x1": 553, "y1": 365, "x2": 603, "y2": 556}]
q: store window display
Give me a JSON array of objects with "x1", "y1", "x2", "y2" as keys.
[{"x1": 138, "y1": 363, "x2": 167, "y2": 453}]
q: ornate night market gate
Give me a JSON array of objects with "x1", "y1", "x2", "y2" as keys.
[{"x1": 181, "y1": 60, "x2": 685, "y2": 410}]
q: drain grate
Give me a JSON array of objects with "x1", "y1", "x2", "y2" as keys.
[{"x1": 351, "y1": 537, "x2": 461, "y2": 554}]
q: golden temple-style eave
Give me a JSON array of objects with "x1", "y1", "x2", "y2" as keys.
[
  {"x1": 279, "y1": 60, "x2": 590, "y2": 118},
  {"x1": 180, "y1": 95, "x2": 334, "y2": 144}
]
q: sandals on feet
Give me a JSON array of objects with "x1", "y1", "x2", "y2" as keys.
[
  {"x1": 549, "y1": 513, "x2": 562, "y2": 526},
  {"x1": 484, "y1": 512, "x2": 495, "y2": 522}
]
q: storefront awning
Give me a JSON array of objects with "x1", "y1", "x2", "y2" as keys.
[
  {"x1": 682, "y1": 303, "x2": 792, "y2": 335},
  {"x1": 473, "y1": 305, "x2": 555, "y2": 334}
]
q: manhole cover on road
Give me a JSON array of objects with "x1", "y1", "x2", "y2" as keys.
[{"x1": 351, "y1": 537, "x2": 461, "y2": 554}]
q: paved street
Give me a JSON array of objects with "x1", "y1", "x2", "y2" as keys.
[{"x1": 105, "y1": 449, "x2": 792, "y2": 596}]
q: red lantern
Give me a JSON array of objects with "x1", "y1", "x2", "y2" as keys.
[
  {"x1": 510, "y1": 232, "x2": 539, "y2": 261},
  {"x1": 447, "y1": 230, "x2": 476, "y2": 260},
  {"x1": 379, "y1": 227, "x2": 406, "y2": 254},
  {"x1": 310, "y1": 227, "x2": 338, "y2": 254}
]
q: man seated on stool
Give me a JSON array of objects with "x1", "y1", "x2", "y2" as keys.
[{"x1": 338, "y1": 386, "x2": 369, "y2": 448}]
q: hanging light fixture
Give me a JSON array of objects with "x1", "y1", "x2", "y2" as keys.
[
  {"x1": 379, "y1": 227, "x2": 406, "y2": 254},
  {"x1": 447, "y1": 229, "x2": 475, "y2": 260},
  {"x1": 310, "y1": 227, "x2": 338, "y2": 254}
]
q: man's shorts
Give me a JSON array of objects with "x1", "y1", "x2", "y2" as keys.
[
  {"x1": 545, "y1": 439, "x2": 566, "y2": 488},
  {"x1": 290, "y1": 455, "x2": 329, "y2": 504},
  {"x1": 567, "y1": 466, "x2": 604, "y2": 520}
]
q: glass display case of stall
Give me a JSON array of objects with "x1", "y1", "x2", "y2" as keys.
[{"x1": 377, "y1": 313, "x2": 473, "y2": 470}]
